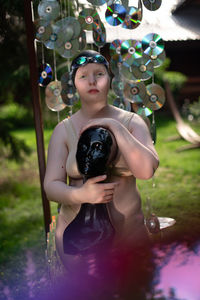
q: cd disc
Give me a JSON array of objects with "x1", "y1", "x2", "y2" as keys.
[
  {"x1": 56, "y1": 17, "x2": 81, "y2": 42},
  {"x1": 113, "y1": 97, "x2": 126, "y2": 110},
  {"x1": 150, "y1": 50, "x2": 166, "y2": 68},
  {"x1": 144, "y1": 83, "x2": 165, "y2": 110},
  {"x1": 61, "y1": 72, "x2": 75, "y2": 90},
  {"x1": 142, "y1": 33, "x2": 164, "y2": 57},
  {"x1": 122, "y1": 6, "x2": 142, "y2": 29},
  {"x1": 123, "y1": 81, "x2": 147, "y2": 104},
  {"x1": 110, "y1": 39, "x2": 122, "y2": 57},
  {"x1": 44, "y1": 24, "x2": 63, "y2": 50},
  {"x1": 38, "y1": 0, "x2": 60, "y2": 21},
  {"x1": 92, "y1": 20, "x2": 106, "y2": 48},
  {"x1": 38, "y1": 63, "x2": 53, "y2": 87},
  {"x1": 133, "y1": 105, "x2": 152, "y2": 117},
  {"x1": 112, "y1": 76, "x2": 124, "y2": 97},
  {"x1": 121, "y1": 39, "x2": 143, "y2": 65},
  {"x1": 131, "y1": 54, "x2": 154, "y2": 81},
  {"x1": 121, "y1": 60, "x2": 138, "y2": 82},
  {"x1": 45, "y1": 81, "x2": 66, "y2": 112},
  {"x1": 110, "y1": 54, "x2": 123, "y2": 76},
  {"x1": 87, "y1": 0, "x2": 106, "y2": 6},
  {"x1": 78, "y1": 30, "x2": 87, "y2": 51},
  {"x1": 61, "y1": 89, "x2": 78, "y2": 106},
  {"x1": 34, "y1": 19, "x2": 52, "y2": 42},
  {"x1": 142, "y1": 0, "x2": 162, "y2": 11},
  {"x1": 78, "y1": 8, "x2": 100, "y2": 30},
  {"x1": 105, "y1": 4, "x2": 127, "y2": 26},
  {"x1": 57, "y1": 39, "x2": 79, "y2": 59}
]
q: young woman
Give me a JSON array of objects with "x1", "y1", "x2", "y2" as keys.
[{"x1": 44, "y1": 50, "x2": 159, "y2": 270}]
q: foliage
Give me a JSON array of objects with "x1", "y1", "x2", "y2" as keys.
[{"x1": 188, "y1": 97, "x2": 200, "y2": 120}]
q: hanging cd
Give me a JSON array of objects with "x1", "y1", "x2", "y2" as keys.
[
  {"x1": 112, "y1": 76, "x2": 124, "y2": 97},
  {"x1": 38, "y1": 63, "x2": 53, "y2": 87},
  {"x1": 113, "y1": 97, "x2": 126, "y2": 110},
  {"x1": 123, "y1": 81, "x2": 147, "y2": 104},
  {"x1": 92, "y1": 20, "x2": 106, "y2": 48},
  {"x1": 110, "y1": 54, "x2": 123, "y2": 76},
  {"x1": 144, "y1": 83, "x2": 165, "y2": 110},
  {"x1": 110, "y1": 39, "x2": 122, "y2": 57},
  {"x1": 121, "y1": 39, "x2": 143, "y2": 65},
  {"x1": 61, "y1": 89, "x2": 78, "y2": 106},
  {"x1": 78, "y1": 30, "x2": 87, "y2": 51},
  {"x1": 122, "y1": 6, "x2": 142, "y2": 30},
  {"x1": 87, "y1": 0, "x2": 106, "y2": 6},
  {"x1": 142, "y1": 33, "x2": 164, "y2": 57},
  {"x1": 44, "y1": 24, "x2": 63, "y2": 50},
  {"x1": 38, "y1": 0, "x2": 60, "y2": 22},
  {"x1": 131, "y1": 54, "x2": 154, "y2": 81},
  {"x1": 121, "y1": 61, "x2": 138, "y2": 82},
  {"x1": 78, "y1": 8, "x2": 100, "y2": 31},
  {"x1": 150, "y1": 120, "x2": 156, "y2": 144},
  {"x1": 34, "y1": 19, "x2": 52, "y2": 42},
  {"x1": 45, "y1": 81, "x2": 66, "y2": 112},
  {"x1": 105, "y1": 4, "x2": 127, "y2": 26},
  {"x1": 142, "y1": 0, "x2": 162, "y2": 11},
  {"x1": 150, "y1": 50, "x2": 166, "y2": 68},
  {"x1": 133, "y1": 105, "x2": 152, "y2": 117},
  {"x1": 61, "y1": 72, "x2": 75, "y2": 90},
  {"x1": 57, "y1": 39, "x2": 79, "y2": 59},
  {"x1": 56, "y1": 17, "x2": 81, "y2": 41}
]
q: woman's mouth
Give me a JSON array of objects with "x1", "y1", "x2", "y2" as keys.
[{"x1": 88, "y1": 89, "x2": 99, "y2": 94}]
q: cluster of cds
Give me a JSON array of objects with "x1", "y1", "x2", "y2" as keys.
[{"x1": 110, "y1": 33, "x2": 166, "y2": 118}]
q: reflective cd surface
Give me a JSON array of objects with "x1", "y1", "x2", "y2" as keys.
[
  {"x1": 122, "y1": 6, "x2": 142, "y2": 29},
  {"x1": 105, "y1": 4, "x2": 127, "y2": 26},
  {"x1": 121, "y1": 60, "x2": 138, "y2": 82},
  {"x1": 44, "y1": 23, "x2": 62, "y2": 50},
  {"x1": 78, "y1": 30, "x2": 87, "y2": 51},
  {"x1": 87, "y1": 0, "x2": 106, "y2": 6},
  {"x1": 78, "y1": 8, "x2": 100, "y2": 30},
  {"x1": 110, "y1": 39, "x2": 122, "y2": 57},
  {"x1": 142, "y1": 33, "x2": 164, "y2": 57},
  {"x1": 38, "y1": 63, "x2": 53, "y2": 87},
  {"x1": 111, "y1": 76, "x2": 125, "y2": 97},
  {"x1": 142, "y1": 0, "x2": 162, "y2": 11},
  {"x1": 38, "y1": 0, "x2": 60, "y2": 21},
  {"x1": 123, "y1": 81, "x2": 147, "y2": 104},
  {"x1": 92, "y1": 20, "x2": 106, "y2": 48},
  {"x1": 113, "y1": 96, "x2": 126, "y2": 110},
  {"x1": 131, "y1": 54, "x2": 154, "y2": 81},
  {"x1": 34, "y1": 19, "x2": 52, "y2": 42},
  {"x1": 144, "y1": 83, "x2": 165, "y2": 110},
  {"x1": 61, "y1": 89, "x2": 78, "y2": 106},
  {"x1": 110, "y1": 54, "x2": 123, "y2": 76},
  {"x1": 57, "y1": 39, "x2": 79, "y2": 58},
  {"x1": 61, "y1": 72, "x2": 75, "y2": 91},
  {"x1": 150, "y1": 50, "x2": 166, "y2": 68},
  {"x1": 135, "y1": 105, "x2": 152, "y2": 116},
  {"x1": 121, "y1": 39, "x2": 143, "y2": 65},
  {"x1": 45, "y1": 81, "x2": 66, "y2": 111},
  {"x1": 56, "y1": 17, "x2": 81, "y2": 41}
]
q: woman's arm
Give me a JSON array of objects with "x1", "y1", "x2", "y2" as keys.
[
  {"x1": 44, "y1": 121, "x2": 119, "y2": 205},
  {"x1": 81, "y1": 114, "x2": 159, "y2": 180}
]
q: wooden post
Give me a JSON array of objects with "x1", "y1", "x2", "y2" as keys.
[{"x1": 24, "y1": 0, "x2": 51, "y2": 235}]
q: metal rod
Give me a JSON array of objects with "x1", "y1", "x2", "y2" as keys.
[{"x1": 24, "y1": 0, "x2": 51, "y2": 235}]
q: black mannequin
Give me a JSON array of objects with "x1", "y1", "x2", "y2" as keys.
[{"x1": 63, "y1": 127, "x2": 117, "y2": 255}]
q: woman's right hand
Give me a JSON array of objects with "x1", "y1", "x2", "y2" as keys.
[{"x1": 76, "y1": 175, "x2": 119, "y2": 204}]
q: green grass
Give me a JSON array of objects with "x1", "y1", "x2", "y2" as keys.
[{"x1": 0, "y1": 114, "x2": 200, "y2": 298}]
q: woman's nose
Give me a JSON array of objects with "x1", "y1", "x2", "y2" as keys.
[{"x1": 88, "y1": 74, "x2": 96, "y2": 85}]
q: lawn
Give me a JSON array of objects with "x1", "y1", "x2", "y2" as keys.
[{"x1": 0, "y1": 112, "x2": 200, "y2": 299}]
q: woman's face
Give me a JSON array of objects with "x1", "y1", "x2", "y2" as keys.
[{"x1": 74, "y1": 63, "x2": 110, "y2": 104}]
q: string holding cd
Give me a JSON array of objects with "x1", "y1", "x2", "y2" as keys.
[
  {"x1": 38, "y1": 0, "x2": 60, "y2": 21},
  {"x1": 142, "y1": 33, "x2": 164, "y2": 57},
  {"x1": 130, "y1": 54, "x2": 154, "y2": 81},
  {"x1": 142, "y1": 0, "x2": 162, "y2": 11},
  {"x1": 105, "y1": 4, "x2": 127, "y2": 26},
  {"x1": 110, "y1": 39, "x2": 122, "y2": 57},
  {"x1": 122, "y1": 6, "x2": 142, "y2": 30},
  {"x1": 110, "y1": 54, "x2": 123, "y2": 76},
  {"x1": 45, "y1": 80, "x2": 66, "y2": 112},
  {"x1": 57, "y1": 39, "x2": 79, "y2": 59},
  {"x1": 87, "y1": 0, "x2": 106, "y2": 6},
  {"x1": 92, "y1": 19, "x2": 106, "y2": 48},
  {"x1": 111, "y1": 76, "x2": 124, "y2": 97},
  {"x1": 150, "y1": 50, "x2": 166, "y2": 68},
  {"x1": 38, "y1": 63, "x2": 53, "y2": 87},
  {"x1": 123, "y1": 81, "x2": 147, "y2": 104},
  {"x1": 144, "y1": 83, "x2": 165, "y2": 110},
  {"x1": 78, "y1": 8, "x2": 100, "y2": 31},
  {"x1": 121, "y1": 39, "x2": 143, "y2": 65},
  {"x1": 34, "y1": 19, "x2": 52, "y2": 42}
]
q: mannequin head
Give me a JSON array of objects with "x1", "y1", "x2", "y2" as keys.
[{"x1": 76, "y1": 126, "x2": 117, "y2": 178}]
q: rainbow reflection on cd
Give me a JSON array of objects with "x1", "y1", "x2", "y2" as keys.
[
  {"x1": 121, "y1": 39, "x2": 143, "y2": 65},
  {"x1": 38, "y1": 63, "x2": 53, "y2": 87},
  {"x1": 110, "y1": 39, "x2": 122, "y2": 56},
  {"x1": 142, "y1": 33, "x2": 164, "y2": 57},
  {"x1": 105, "y1": 4, "x2": 126, "y2": 26},
  {"x1": 122, "y1": 6, "x2": 142, "y2": 29}
]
